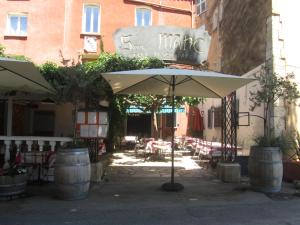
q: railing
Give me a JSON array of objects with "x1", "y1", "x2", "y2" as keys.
[{"x1": 0, "y1": 136, "x2": 73, "y2": 162}]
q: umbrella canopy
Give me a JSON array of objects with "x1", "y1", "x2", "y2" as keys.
[
  {"x1": 0, "y1": 57, "x2": 55, "y2": 94},
  {"x1": 102, "y1": 68, "x2": 254, "y2": 98},
  {"x1": 102, "y1": 68, "x2": 255, "y2": 191}
]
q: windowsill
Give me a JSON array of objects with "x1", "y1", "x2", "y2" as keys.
[
  {"x1": 4, "y1": 35, "x2": 27, "y2": 40},
  {"x1": 80, "y1": 33, "x2": 101, "y2": 37},
  {"x1": 81, "y1": 53, "x2": 100, "y2": 61}
]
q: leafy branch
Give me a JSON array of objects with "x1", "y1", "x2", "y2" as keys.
[{"x1": 249, "y1": 66, "x2": 300, "y2": 144}]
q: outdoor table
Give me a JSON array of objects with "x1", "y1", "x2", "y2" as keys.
[
  {"x1": 152, "y1": 141, "x2": 171, "y2": 156},
  {"x1": 196, "y1": 140, "x2": 242, "y2": 158}
]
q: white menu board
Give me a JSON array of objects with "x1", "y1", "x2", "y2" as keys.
[
  {"x1": 98, "y1": 125, "x2": 108, "y2": 138},
  {"x1": 77, "y1": 112, "x2": 85, "y2": 124},
  {"x1": 88, "y1": 125, "x2": 98, "y2": 138},
  {"x1": 80, "y1": 125, "x2": 89, "y2": 138},
  {"x1": 88, "y1": 112, "x2": 97, "y2": 124},
  {"x1": 99, "y1": 112, "x2": 108, "y2": 124}
]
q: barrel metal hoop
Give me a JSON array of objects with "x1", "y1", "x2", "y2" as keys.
[
  {"x1": 55, "y1": 163, "x2": 90, "y2": 167},
  {"x1": 55, "y1": 180, "x2": 90, "y2": 186},
  {"x1": 0, "y1": 182, "x2": 27, "y2": 188},
  {"x1": 58, "y1": 152, "x2": 87, "y2": 155}
]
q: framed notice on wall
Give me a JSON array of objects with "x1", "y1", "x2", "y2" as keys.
[
  {"x1": 77, "y1": 112, "x2": 85, "y2": 124},
  {"x1": 88, "y1": 112, "x2": 97, "y2": 124},
  {"x1": 76, "y1": 109, "x2": 109, "y2": 138}
]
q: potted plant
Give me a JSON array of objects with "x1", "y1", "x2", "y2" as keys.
[
  {"x1": 282, "y1": 133, "x2": 300, "y2": 182},
  {"x1": 248, "y1": 66, "x2": 300, "y2": 193},
  {"x1": 0, "y1": 155, "x2": 27, "y2": 198}
]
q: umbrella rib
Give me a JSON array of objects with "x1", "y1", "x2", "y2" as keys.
[
  {"x1": 190, "y1": 77, "x2": 223, "y2": 98},
  {"x1": 114, "y1": 75, "x2": 164, "y2": 94},
  {"x1": 157, "y1": 75, "x2": 171, "y2": 85},
  {"x1": 0, "y1": 65, "x2": 54, "y2": 93},
  {"x1": 176, "y1": 76, "x2": 192, "y2": 86}
]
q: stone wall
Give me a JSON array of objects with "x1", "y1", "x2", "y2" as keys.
[{"x1": 220, "y1": 0, "x2": 272, "y2": 75}]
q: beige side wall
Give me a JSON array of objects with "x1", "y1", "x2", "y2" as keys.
[
  {"x1": 198, "y1": 99, "x2": 222, "y2": 142},
  {"x1": 236, "y1": 66, "x2": 264, "y2": 151},
  {"x1": 272, "y1": 0, "x2": 300, "y2": 136},
  {"x1": 36, "y1": 103, "x2": 74, "y2": 137}
]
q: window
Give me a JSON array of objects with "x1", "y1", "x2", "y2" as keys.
[
  {"x1": 6, "y1": 14, "x2": 27, "y2": 36},
  {"x1": 135, "y1": 8, "x2": 151, "y2": 26},
  {"x1": 207, "y1": 109, "x2": 212, "y2": 129},
  {"x1": 213, "y1": 107, "x2": 222, "y2": 128},
  {"x1": 196, "y1": 0, "x2": 207, "y2": 15},
  {"x1": 82, "y1": 5, "x2": 100, "y2": 34}
]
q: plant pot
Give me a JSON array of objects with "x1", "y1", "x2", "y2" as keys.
[
  {"x1": 54, "y1": 148, "x2": 91, "y2": 200},
  {"x1": 217, "y1": 162, "x2": 240, "y2": 183},
  {"x1": 248, "y1": 146, "x2": 283, "y2": 193},
  {"x1": 283, "y1": 160, "x2": 300, "y2": 182},
  {"x1": 0, "y1": 174, "x2": 27, "y2": 197},
  {"x1": 235, "y1": 156, "x2": 249, "y2": 176}
]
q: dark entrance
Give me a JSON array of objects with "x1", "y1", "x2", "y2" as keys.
[{"x1": 127, "y1": 114, "x2": 151, "y2": 137}]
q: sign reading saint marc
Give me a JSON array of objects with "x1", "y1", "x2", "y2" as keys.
[{"x1": 114, "y1": 26, "x2": 211, "y2": 65}]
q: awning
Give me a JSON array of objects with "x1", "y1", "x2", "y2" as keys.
[
  {"x1": 127, "y1": 106, "x2": 185, "y2": 114},
  {"x1": 0, "y1": 57, "x2": 55, "y2": 94}
]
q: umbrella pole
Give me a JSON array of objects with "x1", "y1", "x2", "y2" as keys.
[
  {"x1": 161, "y1": 75, "x2": 184, "y2": 192},
  {"x1": 171, "y1": 76, "x2": 175, "y2": 184}
]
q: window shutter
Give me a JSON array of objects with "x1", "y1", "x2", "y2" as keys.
[
  {"x1": 208, "y1": 109, "x2": 212, "y2": 129},
  {"x1": 214, "y1": 107, "x2": 222, "y2": 127}
]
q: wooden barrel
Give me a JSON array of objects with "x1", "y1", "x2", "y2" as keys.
[
  {"x1": 54, "y1": 148, "x2": 91, "y2": 200},
  {"x1": 248, "y1": 146, "x2": 283, "y2": 193},
  {"x1": 0, "y1": 174, "x2": 27, "y2": 197}
]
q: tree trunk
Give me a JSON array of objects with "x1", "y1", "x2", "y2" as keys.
[
  {"x1": 73, "y1": 101, "x2": 79, "y2": 142},
  {"x1": 265, "y1": 102, "x2": 272, "y2": 141},
  {"x1": 151, "y1": 110, "x2": 158, "y2": 139}
]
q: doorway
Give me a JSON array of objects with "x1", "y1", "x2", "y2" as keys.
[{"x1": 127, "y1": 114, "x2": 151, "y2": 137}]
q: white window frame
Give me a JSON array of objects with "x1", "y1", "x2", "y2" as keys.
[
  {"x1": 135, "y1": 7, "x2": 152, "y2": 26},
  {"x1": 196, "y1": 0, "x2": 207, "y2": 15},
  {"x1": 82, "y1": 4, "x2": 101, "y2": 34},
  {"x1": 6, "y1": 13, "x2": 28, "y2": 36}
]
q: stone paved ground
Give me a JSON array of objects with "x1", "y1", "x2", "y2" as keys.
[{"x1": 1, "y1": 150, "x2": 300, "y2": 225}]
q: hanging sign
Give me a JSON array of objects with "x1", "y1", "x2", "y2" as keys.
[{"x1": 114, "y1": 25, "x2": 211, "y2": 65}]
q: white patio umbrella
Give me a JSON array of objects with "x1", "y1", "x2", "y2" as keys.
[
  {"x1": 102, "y1": 68, "x2": 255, "y2": 191},
  {"x1": 0, "y1": 57, "x2": 55, "y2": 94},
  {"x1": 0, "y1": 57, "x2": 55, "y2": 136}
]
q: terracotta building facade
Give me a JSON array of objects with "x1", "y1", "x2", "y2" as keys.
[
  {"x1": 0, "y1": 0, "x2": 204, "y2": 138},
  {"x1": 0, "y1": 0, "x2": 194, "y2": 65}
]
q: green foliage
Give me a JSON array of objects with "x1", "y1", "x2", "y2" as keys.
[
  {"x1": 249, "y1": 67, "x2": 300, "y2": 142},
  {"x1": 249, "y1": 69, "x2": 300, "y2": 111},
  {"x1": 254, "y1": 134, "x2": 291, "y2": 149},
  {"x1": 39, "y1": 61, "x2": 110, "y2": 106},
  {"x1": 84, "y1": 53, "x2": 164, "y2": 73},
  {"x1": 0, "y1": 44, "x2": 5, "y2": 57}
]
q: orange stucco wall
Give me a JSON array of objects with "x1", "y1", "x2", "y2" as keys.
[{"x1": 0, "y1": 0, "x2": 193, "y2": 65}]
